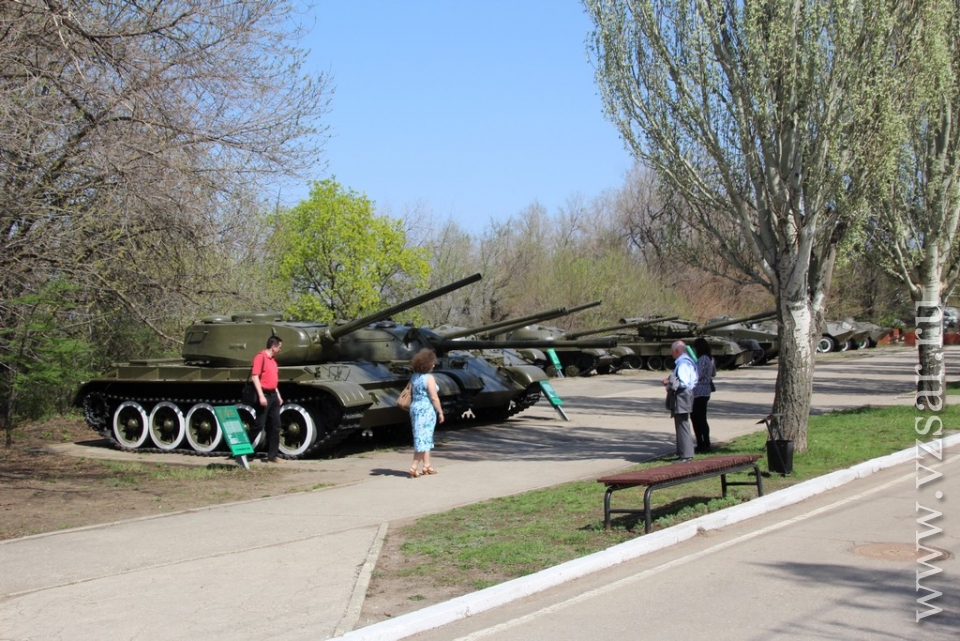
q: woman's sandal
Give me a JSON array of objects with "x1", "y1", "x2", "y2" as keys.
[
  {"x1": 408, "y1": 467, "x2": 421, "y2": 478},
  {"x1": 422, "y1": 466, "x2": 438, "y2": 475}
]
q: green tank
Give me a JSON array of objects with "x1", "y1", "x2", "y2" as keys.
[
  {"x1": 501, "y1": 301, "x2": 628, "y2": 377},
  {"x1": 73, "y1": 274, "x2": 615, "y2": 458},
  {"x1": 699, "y1": 312, "x2": 780, "y2": 364},
  {"x1": 618, "y1": 312, "x2": 773, "y2": 370}
]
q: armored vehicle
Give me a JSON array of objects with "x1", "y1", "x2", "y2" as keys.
[
  {"x1": 564, "y1": 317, "x2": 679, "y2": 371},
  {"x1": 819, "y1": 319, "x2": 866, "y2": 352},
  {"x1": 496, "y1": 302, "x2": 632, "y2": 377},
  {"x1": 619, "y1": 313, "x2": 772, "y2": 370},
  {"x1": 75, "y1": 274, "x2": 616, "y2": 458},
  {"x1": 700, "y1": 312, "x2": 780, "y2": 364}
]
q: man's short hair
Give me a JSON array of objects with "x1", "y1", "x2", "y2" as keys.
[{"x1": 266, "y1": 336, "x2": 282, "y2": 349}]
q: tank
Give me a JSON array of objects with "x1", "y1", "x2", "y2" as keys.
[
  {"x1": 434, "y1": 306, "x2": 574, "y2": 371},
  {"x1": 500, "y1": 301, "x2": 629, "y2": 377},
  {"x1": 618, "y1": 312, "x2": 773, "y2": 370},
  {"x1": 74, "y1": 274, "x2": 616, "y2": 458},
  {"x1": 73, "y1": 273, "x2": 487, "y2": 459},
  {"x1": 699, "y1": 312, "x2": 780, "y2": 364}
]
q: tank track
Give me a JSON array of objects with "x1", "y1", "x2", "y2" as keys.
[{"x1": 83, "y1": 391, "x2": 363, "y2": 459}]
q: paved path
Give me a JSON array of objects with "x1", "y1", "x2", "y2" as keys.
[{"x1": 0, "y1": 347, "x2": 948, "y2": 640}]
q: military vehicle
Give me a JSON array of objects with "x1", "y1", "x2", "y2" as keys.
[
  {"x1": 435, "y1": 306, "x2": 574, "y2": 371},
  {"x1": 495, "y1": 301, "x2": 634, "y2": 377},
  {"x1": 699, "y1": 312, "x2": 780, "y2": 364},
  {"x1": 619, "y1": 312, "x2": 773, "y2": 369},
  {"x1": 819, "y1": 319, "x2": 865, "y2": 352},
  {"x1": 74, "y1": 274, "x2": 616, "y2": 459},
  {"x1": 564, "y1": 317, "x2": 678, "y2": 371},
  {"x1": 854, "y1": 321, "x2": 892, "y2": 347}
]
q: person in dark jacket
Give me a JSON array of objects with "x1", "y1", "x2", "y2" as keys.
[{"x1": 692, "y1": 337, "x2": 717, "y2": 453}]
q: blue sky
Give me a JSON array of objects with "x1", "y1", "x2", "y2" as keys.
[{"x1": 291, "y1": 1, "x2": 636, "y2": 233}]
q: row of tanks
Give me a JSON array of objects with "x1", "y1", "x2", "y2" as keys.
[
  {"x1": 73, "y1": 274, "x2": 617, "y2": 460},
  {"x1": 73, "y1": 270, "x2": 893, "y2": 459}
]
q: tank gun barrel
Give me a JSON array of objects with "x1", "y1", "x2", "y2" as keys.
[
  {"x1": 564, "y1": 300, "x2": 602, "y2": 316},
  {"x1": 617, "y1": 315, "x2": 682, "y2": 326},
  {"x1": 441, "y1": 306, "x2": 569, "y2": 340},
  {"x1": 700, "y1": 310, "x2": 777, "y2": 332},
  {"x1": 327, "y1": 273, "x2": 482, "y2": 341},
  {"x1": 567, "y1": 316, "x2": 679, "y2": 339},
  {"x1": 436, "y1": 337, "x2": 617, "y2": 353}
]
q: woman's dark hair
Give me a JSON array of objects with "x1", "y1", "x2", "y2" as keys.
[
  {"x1": 693, "y1": 337, "x2": 712, "y2": 358},
  {"x1": 411, "y1": 348, "x2": 437, "y2": 373}
]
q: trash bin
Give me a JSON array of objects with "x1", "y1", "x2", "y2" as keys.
[{"x1": 766, "y1": 439, "x2": 794, "y2": 474}]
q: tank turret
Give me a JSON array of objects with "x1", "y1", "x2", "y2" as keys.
[
  {"x1": 699, "y1": 311, "x2": 778, "y2": 333},
  {"x1": 564, "y1": 316, "x2": 681, "y2": 339}
]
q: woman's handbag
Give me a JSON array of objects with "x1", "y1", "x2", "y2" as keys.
[{"x1": 397, "y1": 382, "x2": 412, "y2": 411}]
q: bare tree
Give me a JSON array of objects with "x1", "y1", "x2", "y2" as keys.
[
  {"x1": 0, "y1": 1, "x2": 330, "y2": 428},
  {"x1": 585, "y1": 0, "x2": 897, "y2": 450}
]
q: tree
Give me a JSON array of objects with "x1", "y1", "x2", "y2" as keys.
[
  {"x1": 585, "y1": 0, "x2": 897, "y2": 450},
  {"x1": 270, "y1": 179, "x2": 430, "y2": 322},
  {"x1": 0, "y1": 1, "x2": 331, "y2": 427},
  {"x1": 866, "y1": 0, "x2": 960, "y2": 410}
]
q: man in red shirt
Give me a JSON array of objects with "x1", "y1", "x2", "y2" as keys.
[{"x1": 250, "y1": 336, "x2": 284, "y2": 462}]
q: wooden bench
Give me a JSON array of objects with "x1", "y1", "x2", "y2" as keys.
[{"x1": 598, "y1": 454, "x2": 764, "y2": 533}]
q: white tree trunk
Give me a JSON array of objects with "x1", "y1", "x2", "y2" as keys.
[
  {"x1": 773, "y1": 301, "x2": 817, "y2": 452},
  {"x1": 915, "y1": 260, "x2": 945, "y2": 411}
]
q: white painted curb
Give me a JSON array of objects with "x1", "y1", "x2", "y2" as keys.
[{"x1": 332, "y1": 433, "x2": 960, "y2": 640}]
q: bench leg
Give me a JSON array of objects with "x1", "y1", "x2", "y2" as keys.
[
  {"x1": 604, "y1": 487, "x2": 614, "y2": 530},
  {"x1": 643, "y1": 486, "x2": 656, "y2": 533}
]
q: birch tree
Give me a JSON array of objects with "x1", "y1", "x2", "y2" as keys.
[
  {"x1": 869, "y1": 0, "x2": 960, "y2": 411},
  {"x1": 585, "y1": 0, "x2": 896, "y2": 450}
]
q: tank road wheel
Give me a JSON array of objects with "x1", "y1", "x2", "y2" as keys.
[
  {"x1": 278, "y1": 403, "x2": 317, "y2": 458},
  {"x1": 545, "y1": 365, "x2": 559, "y2": 378},
  {"x1": 625, "y1": 355, "x2": 643, "y2": 370},
  {"x1": 817, "y1": 336, "x2": 836, "y2": 353},
  {"x1": 236, "y1": 404, "x2": 262, "y2": 449},
  {"x1": 564, "y1": 364, "x2": 581, "y2": 377},
  {"x1": 646, "y1": 356, "x2": 663, "y2": 371},
  {"x1": 185, "y1": 403, "x2": 223, "y2": 453},
  {"x1": 112, "y1": 402, "x2": 150, "y2": 449},
  {"x1": 664, "y1": 356, "x2": 676, "y2": 370},
  {"x1": 148, "y1": 402, "x2": 185, "y2": 451}
]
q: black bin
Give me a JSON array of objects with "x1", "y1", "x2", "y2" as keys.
[{"x1": 766, "y1": 439, "x2": 794, "y2": 474}]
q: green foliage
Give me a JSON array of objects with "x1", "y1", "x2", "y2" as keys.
[
  {"x1": 1, "y1": 280, "x2": 96, "y2": 437},
  {"x1": 270, "y1": 179, "x2": 430, "y2": 321}
]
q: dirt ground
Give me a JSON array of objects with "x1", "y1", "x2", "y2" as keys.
[{"x1": 0, "y1": 416, "x2": 480, "y2": 621}]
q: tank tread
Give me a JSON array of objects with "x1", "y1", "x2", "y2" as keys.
[{"x1": 83, "y1": 391, "x2": 365, "y2": 458}]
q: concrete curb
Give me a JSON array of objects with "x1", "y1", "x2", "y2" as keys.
[
  {"x1": 332, "y1": 433, "x2": 960, "y2": 641},
  {"x1": 335, "y1": 522, "x2": 390, "y2": 636}
]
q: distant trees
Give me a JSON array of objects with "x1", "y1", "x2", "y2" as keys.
[
  {"x1": 270, "y1": 179, "x2": 430, "y2": 322},
  {"x1": 0, "y1": 1, "x2": 331, "y2": 431},
  {"x1": 585, "y1": 0, "x2": 901, "y2": 451}
]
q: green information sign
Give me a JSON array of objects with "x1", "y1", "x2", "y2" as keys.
[
  {"x1": 546, "y1": 348, "x2": 564, "y2": 378},
  {"x1": 539, "y1": 380, "x2": 569, "y2": 421},
  {"x1": 214, "y1": 405, "x2": 255, "y2": 457},
  {"x1": 539, "y1": 380, "x2": 563, "y2": 406}
]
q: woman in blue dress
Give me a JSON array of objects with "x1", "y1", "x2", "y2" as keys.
[{"x1": 407, "y1": 348, "x2": 445, "y2": 478}]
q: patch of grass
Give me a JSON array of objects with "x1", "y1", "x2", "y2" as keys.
[{"x1": 394, "y1": 404, "x2": 959, "y2": 591}]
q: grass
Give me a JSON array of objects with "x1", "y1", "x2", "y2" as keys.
[{"x1": 395, "y1": 403, "x2": 959, "y2": 591}]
